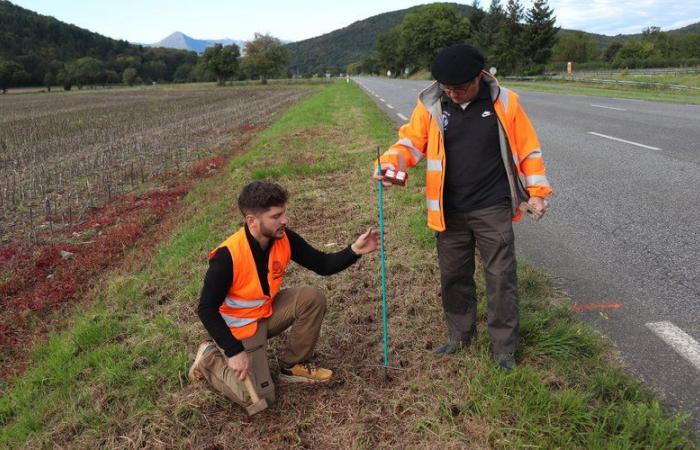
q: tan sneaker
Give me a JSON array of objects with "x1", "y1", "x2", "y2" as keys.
[
  {"x1": 279, "y1": 363, "x2": 333, "y2": 383},
  {"x1": 188, "y1": 340, "x2": 216, "y2": 383}
]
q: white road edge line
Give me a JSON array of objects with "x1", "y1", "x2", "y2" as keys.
[
  {"x1": 590, "y1": 104, "x2": 627, "y2": 111},
  {"x1": 397, "y1": 113, "x2": 408, "y2": 121},
  {"x1": 646, "y1": 322, "x2": 700, "y2": 371},
  {"x1": 386, "y1": 104, "x2": 394, "y2": 109},
  {"x1": 588, "y1": 132, "x2": 661, "y2": 151},
  {"x1": 379, "y1": 98, "x2": 385, "y2": 102},
  {"x1": 374, "y1": 94, "x2": 379, "y2": 98}
]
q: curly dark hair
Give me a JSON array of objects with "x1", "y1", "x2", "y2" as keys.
[{"x1": 238, "y1": 181, "x2": 288, "y2": 216}]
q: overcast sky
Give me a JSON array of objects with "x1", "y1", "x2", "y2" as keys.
[{"x1": 11, "y1": 0, "x2": 700, "y2": 43}]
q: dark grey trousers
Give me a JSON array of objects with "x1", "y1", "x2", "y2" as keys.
[{"x1": 436, "y1": 203, "x2": 519, "y2": 354}]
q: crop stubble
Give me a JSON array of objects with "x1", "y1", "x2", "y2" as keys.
[
  {"x1": 0, "y1": 86, "x2": 308, "y2": 241},
  {"x1": 0, "y1": 85, "x2": 310, "y2": 374}
]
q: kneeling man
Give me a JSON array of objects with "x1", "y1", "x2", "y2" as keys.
[{"x1": 189, "y1": 181, "x2": 378, "y2": 407}]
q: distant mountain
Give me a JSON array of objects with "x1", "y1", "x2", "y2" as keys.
[{"x1": 149, "y1": 32, "x2": 246, "y2": 54}]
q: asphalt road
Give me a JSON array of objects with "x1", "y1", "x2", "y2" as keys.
[{"x1": 353, "y1": 76, "x2": 700, "y2": 429}]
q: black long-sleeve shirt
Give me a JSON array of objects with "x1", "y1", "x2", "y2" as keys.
[{"x1": 197, "y1": 226, "x2": 360, "y2": 357}]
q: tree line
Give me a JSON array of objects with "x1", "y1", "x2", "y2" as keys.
[
  {"x1": 0, "y1": 1, "x2": 290, "y2": 93},
  {"x1": 354, "y1": 0, "x2": 558, "y2": 77},
  {"x1": 198, "y1": 33, "x2": 290, "y2": 86},
  {"x1": 350, "y1": 0, "x2": 700, "y2": 77},
  {"x1": 0, "y1": 33, "x2": 290, "y2": 93},
  {"x1": 551, "y1": 27, "x2": 700, "y2": 71}
]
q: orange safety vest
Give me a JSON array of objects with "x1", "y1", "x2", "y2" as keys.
[
  {"x1": 378, "y1": 71, "x2": 552, "y2": 232},
  {"x1": 208, "y1": 228, "x2": 291, "y2": 340}
]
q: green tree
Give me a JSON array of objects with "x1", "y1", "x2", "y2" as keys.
[
  {"x1": 641, "y1": 26, "x2": 671, "y2": 57},
  {"x1": 676, "y1": 34, "x2": 700, "y2": 59},
  {"x1": 525, "y1": 0, "x2": 558, "y2": 70},
  {"x1": 481, "y1": 0, "x2": 507, "y2": 60},
  {"x1": 360, "y1": 55, "x2": 379, "y2": 75},
  {"x1": 43, "y1": 71, "x2": 56, "y2": 92},
  {"x1": 468, "y1": 0, "x2": 488, "y2": 50},
  {"x1": 112, "y1": 54, "x2": 141, "y2": 74},
  {"x1": 491, "y1": 0, "x2": 526, "y2": 74},
  {"x1": 376, "y1": 27, "x2": 403, "y2": 76},
  {"x1": 57, "y1": 62, "x2": 76, "y2": 90},
  {"x1": 199, "y1": 43, "x2": 241, "y2": 85},
  {"x1": 173, "y1": 63, "x2": 194, "y2": 82},
  {"x1": 552, "y1": 32, "x2": 597, "y2": 63},
  {"x1": 603, "y1": 42, "x2": 623, "y2": 62},
  {"x1": 0, "y1": 60, "x2": 25, "y2": 93},
  {"x1": 122, "y1": 67, "x2": 138, "y2": 86},
  {"x1": 142, "y1": 60, "x2": 167, "y2": 82},
  {"x1": 396, "y1": 4, "x2": 471, "y2": 70},
  {"x1": 242, "y1": 33, "x2": 289, "y2": 83},
  {"x1": 104, "y1": 70, "x2": 120, "y2": 84},
  {"x1": 73, "y1": 57, "x2": 104, "y2": 87},
  {"x1": 614, "y1": 39, "x2": 659, "y2": 65}
]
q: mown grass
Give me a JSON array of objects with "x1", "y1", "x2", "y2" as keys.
[
  {"x1": 505, "y1": 79, "x2": 700, "y2": 104},
  {"x1": 0, "y1": 81, "x2": 696, "y2": 448},
  {"x1": 605, "y1": 72, "x2": 700, "y2": 88}
]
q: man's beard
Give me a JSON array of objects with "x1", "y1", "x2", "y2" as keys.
[{"x1": 260, "y1": 222, "x2": 285, "y2": 240}]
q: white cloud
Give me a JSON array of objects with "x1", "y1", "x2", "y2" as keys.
[{"x1": 513, "y1": 0, "x2": 700, "y2": 35}]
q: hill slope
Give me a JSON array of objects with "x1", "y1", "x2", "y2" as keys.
[
  {"x1": 285, "y1": 3, "x2": 474, "y2": 75},
  {"x1": 668, "y1": 21, "x2": 700, "y2": 35},
  {"x1": 0, "y1": 0, "x2": 198, "y2": 86},
  {"x1": 0, "y1": 0, "x2": 132, "y2": 62},
  {"x1": 285, "y1": 2, "x2": 700, "y2": 75}
]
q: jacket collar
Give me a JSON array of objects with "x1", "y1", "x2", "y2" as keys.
[{"x1": 419, "y1": 71, "x2": 502, "y2": 111}]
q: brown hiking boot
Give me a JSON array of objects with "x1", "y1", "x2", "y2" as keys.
[
  {"x1": 279, "y1": 362, "x2": 333, "y2": 383},
  {"x1": 188, "y1": 340, "x2": 216, "y2": 383}
]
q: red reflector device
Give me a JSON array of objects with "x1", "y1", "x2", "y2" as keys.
[{"x1": 381, "y1": 168, "x2": 408, "y2": 186}]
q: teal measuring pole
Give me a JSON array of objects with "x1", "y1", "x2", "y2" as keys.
[{"x1": 377, "y1": 151, "x2": 389, "y2": 368}]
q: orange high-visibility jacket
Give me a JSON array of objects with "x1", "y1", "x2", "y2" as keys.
[
  {"x1": 378, "y1": 72, "x2": 552, "y2": 232},
  {"x1": 209, "y1": 228, "x2": 291, "y2": 340}
]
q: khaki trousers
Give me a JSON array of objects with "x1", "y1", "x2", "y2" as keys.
[
  {"x1": 437, "y1": 203, "x2": 519, "y2": 354},
  {"x1": 196, "y1": 286, "x2": 327, "y2": 405}
]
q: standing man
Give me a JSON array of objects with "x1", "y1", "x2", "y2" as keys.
[
  {"x1": 189, "y1": 181, "x2": 378, "y2": 406},
  {"x1": 374, "y1": 44, "x2": 551, "y2": 370}
]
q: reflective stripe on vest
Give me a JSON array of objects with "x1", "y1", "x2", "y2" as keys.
[
  {"x1": 524, "y1": 148, "x2": 542, "y2": 159},
  {"x1": 397, "y1": 137, "x2": 425, "y2": 163},
  {"x1": 526, "y1": 174, "x2": 550, "y2": 187},
  {"x1": 220, "y1": 314, "x2": 257, "y2": 328},
  {"x1": 426, "y1": 198, "x2": 440, "y2": 211},
  {"x1": 426, "y1": 159, "x2": 442, "y2": 171},
  {"x1": 499, "y1": 86, "x2": 511, "y2": 112},
  {"x1": 386, "y1": 149, "x2": 407, "y2": 171},
  {"x1": 224, "y1": 297, "x2": 267, "y2": 309}
]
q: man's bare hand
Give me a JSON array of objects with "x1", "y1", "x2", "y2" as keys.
[
  {"x1": 528, "y1": 196, "x2": 547, "y2": 214},
  {"x1": 228, "y1": 351, "x2": 251, "y2": 380},
  {"x1": 373, "y1": 162, "x2": 395, "y2": 188},
  {"x1": 351, "y1": 227, "x2": 380, "y2": 255}
]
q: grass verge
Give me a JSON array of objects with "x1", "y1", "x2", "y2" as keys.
[
  {"x1": 0, "y1": 81, "x2": 696, "y2": 448},
  {"x1": 504, "y1": 79, "x2": 700, "y2": 104}
]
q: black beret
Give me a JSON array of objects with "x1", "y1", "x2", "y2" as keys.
[{"x1": 431, "y1": 44, "x2": 485, "y2": 85}]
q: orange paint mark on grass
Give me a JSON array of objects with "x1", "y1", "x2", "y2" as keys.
[{"x1": 571, "y1": 303, "x2": 623, "y2": 313}]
